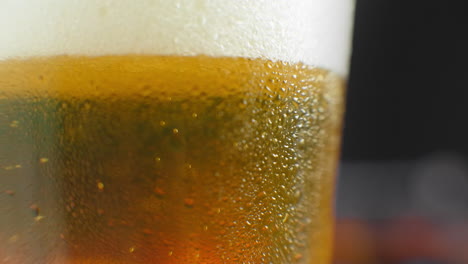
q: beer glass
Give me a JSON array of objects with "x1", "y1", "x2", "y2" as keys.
[{"x1": 0, "y1": 1, "x2": 354, "y2": 263}]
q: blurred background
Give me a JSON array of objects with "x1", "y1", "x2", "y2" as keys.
[{"x1": 335, "y1": 0, "x2": 468, "y2": 263}]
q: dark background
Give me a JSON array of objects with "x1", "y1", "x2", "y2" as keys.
[
  {"x1": 343, "y1": 0, "x2": 468, "y2": 160},
  {"x1": 335, "y1": 1, "x2": 468, "y2": 263}
]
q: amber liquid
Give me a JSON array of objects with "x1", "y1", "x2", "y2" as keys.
[{"x1": 0, "y1": 56, "x2": 344, "y2": 264}]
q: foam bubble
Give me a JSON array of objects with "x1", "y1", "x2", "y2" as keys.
[{"x1": 0, "y1": 0, "x2": 354, "y2": 76}]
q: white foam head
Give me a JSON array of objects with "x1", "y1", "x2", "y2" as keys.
[{"x1": 0, "y1": 0, "x2": 354, "y2": 76}]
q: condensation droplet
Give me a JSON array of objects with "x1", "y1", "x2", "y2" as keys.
[
  {"x1": 97, "y1": 181, "x2": 105, "y2": 191},
  {"x1": 9, "y1": 120, "x2": 19, "y2": 128},
  {"x1": 8, "y1": 235, "x2": 19, "y2": 243},
  {"x1": 39, "y1": 158, "x2": 49, "y2": 163},
  {"x1": 282, "y1": 213, "x2": 289, "y2": 223},
  {"x1": 143, "y1": 228, "x2": 154, "y2": 235},
  {"x1": 34, "y1": 215, "x2": 45, "y2": 222},
  {"x1": 257, "y1": 191, "x2": 267, "y2": 199},
  {"x1": 29, "y1": 204, "x2": 40, "y2": 216},
  {"x1": 154, "y1": 187, "x2": 165, "y2": 197},
  {"x1": 83, "y1": 102, "x2": 92, "y2": 110},
  {"x1": 184, "y1": 198, "x2": 195, "y2": 207}
]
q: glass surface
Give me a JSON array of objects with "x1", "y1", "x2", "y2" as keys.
[{"x1": 0, "y1": 1, "x2": 354, "y2": 263}]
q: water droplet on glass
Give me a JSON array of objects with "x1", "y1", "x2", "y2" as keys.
[
  {"x1": 154, "y1": 187, "x2": 165, "y2": 197},
  {"x1": 34, "y1": 215, "x2": 45, "y2": 222},
  {"x1": 8, "y1": 235, "x2": 19, "y2": 243},
  {"x1": 9, "y1": 120, "x2": 19, "y2": 128},
  {"x1": 29, "y1": 204, "x2": 40, "y2": 216},
  {"x1": 184, "y1": 198, "x2": 195, "y2": 207},
  {"x1": 294, "y1": 253, "x2": 303, "y2": 261}
]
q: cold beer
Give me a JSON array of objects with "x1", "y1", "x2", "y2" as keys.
[{"x1": 0, "y1": 1, "x2": 354, "y2": 263}]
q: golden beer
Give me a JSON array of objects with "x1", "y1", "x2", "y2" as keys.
[
  {"x1": 0, "y1": 0, "x2": 354, "y2": 262},
  {"x1": 0, "y1": 55, "x2": 343, "y2": 263}
]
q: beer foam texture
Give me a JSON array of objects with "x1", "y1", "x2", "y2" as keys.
[{"x1": 0, "y1": 0, "x2": 354, "y2": 76}]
